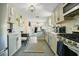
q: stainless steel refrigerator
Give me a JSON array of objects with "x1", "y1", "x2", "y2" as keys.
[{"x1": 0, "y1": 4, "x2": 8, "y2": 56}]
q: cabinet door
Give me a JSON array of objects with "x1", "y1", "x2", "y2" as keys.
[
  {"x1": 55, "y1": 7, "x2": 59, "y2": 23},
  {"x1": 51, "y1": 13, "x2": 56, "y2": 26},
  {"x1": 48, "y1": 33, "x2": 52, "y2": 47},
  {"x1": 54, "y1": 4, "x2": 64, "y2": 23},
  {"x1": 45, "y1": 32, "x2": 48, "y2": 43},
  {"x1": 47, "y1": 33, "x2": 57, "y2": 55},
  {"x1": 16, "y1": 36, "x2": 21, "y2": 49},
  {"x1": 51, "y1": 35, "x2": 57, "y2": 55},
  {"x1": 59, "y1": 4, "x2": 64, "y2": 22},
  {"x1": 9, "y1": 35, "x2": 17, "y2": 55}
]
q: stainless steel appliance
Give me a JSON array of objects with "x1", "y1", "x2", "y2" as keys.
[
  {"x1": 0, "y1": 4, "x2": 8, "y2": 56},
  {"x1": 55, "y1": 26, "x2": 66, "y2": 33},
  {"x1": 0, "y1": 27, "x2": 8, "y2": 56}
]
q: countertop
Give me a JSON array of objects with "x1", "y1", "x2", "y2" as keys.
[
  {"x1": 57, "y1": 33, "x2": 79, "y2": 42},
  {"x1": 43, "y1": 29, "x2": 79, "y2": 55},
  {"x1": 57, "y1": 33, "x2": 79, "y2": 55},
  {"x1": 7, "y1": 32, "x2": 21, "y2": 35}
]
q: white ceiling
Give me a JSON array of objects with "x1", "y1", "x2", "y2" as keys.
[{"x1": 9, "y1": 3, "x2": 59, "y2": 20}]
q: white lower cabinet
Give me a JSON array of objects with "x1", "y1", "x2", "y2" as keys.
[
  {"x1": 45, "y1": 32, "x2": 58, "y2": 55},
  {"x1": 44, "y1": 32, "x2": 48, "y2": 43},
  {"x1": 17, "y1": 37, "x2": 21, "y2": 50},
  {"x1": 50, "y1": 34, "x2": 57, "y2": 55},
  {"x1": 8, "y1": 33, "x2": 21, "y2": 56}
]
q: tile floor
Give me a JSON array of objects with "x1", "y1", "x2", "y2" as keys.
[{"x1": 13, "y1": 40, "x2": 55, "y2": 56}]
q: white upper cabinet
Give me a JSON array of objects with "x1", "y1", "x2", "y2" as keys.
[{"x1": 51, "y1": 4, "x2": 64, "y2": 24}]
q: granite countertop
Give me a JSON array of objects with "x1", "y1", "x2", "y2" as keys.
[
  {"x1": 57, "y1": 33, "x2": 79, "y2": 55},
  {"x1": 57, "y1": 33, "x2": 79, "y2": 43}
]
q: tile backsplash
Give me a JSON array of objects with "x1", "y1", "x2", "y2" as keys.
[{"x1": 59, "y1": 15, "x2": 79, "y2": 33}]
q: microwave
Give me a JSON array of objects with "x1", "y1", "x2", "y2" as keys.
[{"x1": 56, "y1": 26, "x2": 66, "y2": 33}]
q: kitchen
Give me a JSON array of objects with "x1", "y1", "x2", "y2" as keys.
[{"x1": 0, "y1": 3, "x2": 79, "y2": 56}]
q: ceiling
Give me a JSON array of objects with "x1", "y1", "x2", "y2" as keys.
[{"x1": 9, "y1": 3, "x2": 59, "y2": 20}]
